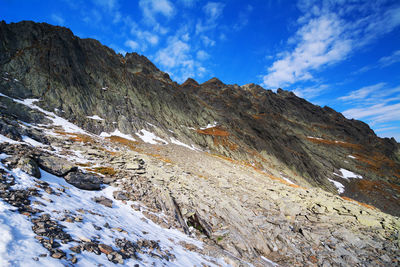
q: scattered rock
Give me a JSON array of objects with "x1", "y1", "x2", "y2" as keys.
[
  {"x1": 98, "y1": 244, "x2": 114, "y2": 255},
  {"x1": 92, "y1": 196, "x2": 113, "y2": 208},
  {"x1": 113, "y1": 190, "x2": 129, "y2": 201}
]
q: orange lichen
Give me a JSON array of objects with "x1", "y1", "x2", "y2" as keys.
[
  {"x1": 341, "y1": 196, "x2": 377, "y2": 210},
  {"x1": 196, "y1": 126, "x2": 229, "y2": 136},
  {"x1": 106, "y1": 136, "x2": 140, "y2": 151},
  {"x1": 54, "y1": 131, "x2": 95, "y2": 144},
  {"x1": 251, "y1": 113, "x2": 266, "y2": 120},
  {"x1": 87, "y1": 166, "x2": 117, "y2": 176}
]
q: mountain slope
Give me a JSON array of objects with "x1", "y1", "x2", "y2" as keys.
[
  {"x1": 0, "y1": 20, "x2": 400, "y2": 266},
  {"x1": 1, "y1": 20, "x2": 399, "y2": 215}
]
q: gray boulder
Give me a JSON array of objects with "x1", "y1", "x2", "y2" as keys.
[
  {"x1": 37, "y1": 155, "x2": 77, "y2": 176},
  {"x1": 64, "y1": 171, "x2": 102, "y2": 190}
]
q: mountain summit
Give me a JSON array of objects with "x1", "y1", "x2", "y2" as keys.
[{"x1": 0, "y1": 21, "x2": 399, "y2": 266}]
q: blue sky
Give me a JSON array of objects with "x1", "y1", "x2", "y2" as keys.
[{"x1": 2, "y1": 0, "x2": 400, "y2": 141}]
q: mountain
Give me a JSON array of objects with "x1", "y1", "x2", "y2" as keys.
[{"x1": 0, "y1": 21, "x2": 399, "y2": 266}]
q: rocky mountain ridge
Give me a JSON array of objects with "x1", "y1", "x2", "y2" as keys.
[{"x1": 0, "y1": 20, "x2": 400, "y2": 266}]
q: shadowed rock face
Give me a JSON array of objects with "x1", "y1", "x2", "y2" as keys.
[{"x1": 1, "y1": 21, "x2": 400, "y2": 215}]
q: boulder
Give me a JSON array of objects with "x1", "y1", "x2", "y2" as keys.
[
  {"x1": 17, "y1": 156, "x2": 41, "y2": 178},
  {"x1": 64, "y1": 171, "x2": 102, "y2": 190},
  {"x1": 37, "y1": 155, "x2": 76, "y2": 176}
]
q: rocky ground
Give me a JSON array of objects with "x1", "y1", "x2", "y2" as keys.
[{"x1": 0, "y1": 95, "x2": 399, "y2": 266}]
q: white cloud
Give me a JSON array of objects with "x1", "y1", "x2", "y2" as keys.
[
  {"x1": 196, "y1": 50, "x2": 209, "y2": 60},
  {"x1": 51, "y1": 14, "x2": 65, "y2": 26},
  {"x1": 203, "y1": 2, "x2": 224, "y2": 21},
  {"x1": 124, "y1": 40, "x2": 140, "y2": 51},
  {"x1": 139, "y1": 0, "x2": 175, "y2": 25},
  {"x1": 155, "y1": 36, "x2": 207, "y2": 82},
  {"x1": 263, "y1": 14, "x2": 351, "y2": 88},
  {"x1": 195, "y1": 1, "x2": 225, "y2": 34},
  {"x1": 262, "y1": 1, "x2": 400, "y2": 89},
  {"x1": 92, "y1": 0, "x2": 118, "y2": 10},
  {"x1": 293, "y1": 84, "x2": 329, "y2": 99},
  {"x1": 233, "y1": 4, "x2": 253, "y2": 31},
  {"x1": 343, "y1": 102, "x2": 400, "y2": 124},
  {"x1": 379, "y1": 50, "x2": 400, "y2": 67},
  {"x1": 201, "y1": 35, "x2": 215, "y2": 47},
  {"x1": 338, "y1": 83, "x2": 386, "y2": 101},
  {"x1": 179, "y1": 0, "x2": 197, "y2": 7},
  {"x1": 340, "y1": 82, "x2": 400, "y2": 140}
]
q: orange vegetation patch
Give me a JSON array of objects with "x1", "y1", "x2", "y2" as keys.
[
  {"x1": 55, "y1": 131, "x2": 95, "y2": 144},
  {"x1": 341, "y1": 196, "x2": 377, "y2": 210},
  {"x1": 306, "y1": 136, "x2": 363, "y2": 150},
  {"x1": 251, "y1": 113, "x2": 266, "y2": 120},
  {"x1": 196, "y1": 126, "x2": 239, "y2": 151},
  {"x1": 353, "y1": 152, "x2": 398, "y2": 176},
  {"x1": 87, "y1": 166, "x2": 117, "y2": 176},
  {"x1": 146, "y1": 153, "x2": 173, "y2": 164},
  {"x1": 106, "y1": 136, "x2": 140, "y2": 151},
  {"x1": 196, "y1": 126, "x2": 229, "y2": 136}
]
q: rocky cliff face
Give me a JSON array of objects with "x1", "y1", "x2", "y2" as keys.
[
  {"x1": 1, "y1": 21, "x2": 400, "y2": 216},
  {"x1": 1, "y1": 20, "x2": 400, "y2": 266}
]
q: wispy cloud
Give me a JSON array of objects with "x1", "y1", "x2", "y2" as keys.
[
  {"x1": 233, "y1": 5, "x2": 253, "y2": 31},
  {"x1": 195, "y1": 2, "x2": 225, "y2": 34},
  {"x1": 338, "y1": 83, "x2": 386, "y2": 101},
  {"x1": 263, "y1": 14, "x2": 351, "y2": 88},
  {"x1": 262, "y1": 1, "x2": 400, "y2": 89},
  {"x1": 340, "y1": 82, "x2": 400, "y2": 139},
  {"x1": 196, "y1": 50, "x2": 209, "y2": 60},
  {"x1": 124, "y1": 40, "x2": 140, "y2": 51},
  {"x1": 343, "y1": 102, "x2": 400, "y2": 125},
  {"x1": 292, "y1": 84, "x2": 329, "y2": 99},
  {"x1": 379, "y1": 50, "x2": 400, "y2": 67},
  {"x1": 178, "y1": 0, "x2": 197, "y2": 7},
  {"x1": 155, "y1": 36, "x2": 207, "y2": 82},
  {"x1": 139, "y1": 0, "x2": 175, "y2": 25},
  {"x1": 51, "y1": 14, "x2": 65, "y2": 26}
]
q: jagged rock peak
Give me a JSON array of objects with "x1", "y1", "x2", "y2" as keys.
[
  {"x1": 124, "y1": 52, "x2": 159, "y2": 73},
  {"x1": 277, "y1": 88, "x2": 296, "y2": 97},
  {"x1": 181, "y1": 78, "x2": 199, "y2": 87},
  {"x1": 201, "y1": 77, "x2": 225, "y2": 88},
  {"x1": 241, "y1": 83, "x2": 266, "y2": 94}
]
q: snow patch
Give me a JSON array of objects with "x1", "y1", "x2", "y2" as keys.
[
  {"x1": 0, "y1": 163, "x2": 226, "y2": 266},
  {"x1": 137, "y1": 129, "x2": 168, "y2": 145},
  {"x1": 170, "y1": 137, "x2": 201, "y2": 151},
  {"x1": 282, "y1": 177, "x2": 296, "y2": 185},
  {"x1": 12, "y1": 97, "x2": 87, "y2": 134},
  {"x1": 328, "y1": 178, "x2": 345, "y2": 194},
  {"x1": 307, "y1": 136, "x2": 323, "y2": 140},
  {"x1": 100, "y1": 129, "x2": 136, "y2": 141},
  {"x1": 347, "y1": 155, "x2": 356, "y2": 159},
  {"x1": 0, "y1": 134, "x2": 20, "y2": 144},
  {"x1": 0, "y1": 200, "x2": 63, "y2": 267},
  {"x1": 334, "y1": 168, "x2": 363, "y2": 180},
  {"x1": 86, "y1": 115, "x2": 104, "y2": 121},
  {"x1": 22, "y1": 136, "x2": 46, "y2": 147},
  {"x1": 199, "y1": 121, "x2": 218, "y2": 130}
]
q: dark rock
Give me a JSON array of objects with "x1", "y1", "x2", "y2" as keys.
[
  {"x1": 92, "y1": 196, "x2": 113, "y2": 208},
  {"x1": 98, "y1": 243, "x2": 114, "y2": 255},
  {"x1": 64, "y1": 171, "x2": 102, "y2": 190},
  {"x1": 113, "y1": 191, "x2": 129, "y2": 201},
  {"x1": 16, "y1": 156, "x2": 41, "y2": 178},
  {"x1": 37, "y1": 155, "x2": 77, "y2": 177}
]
